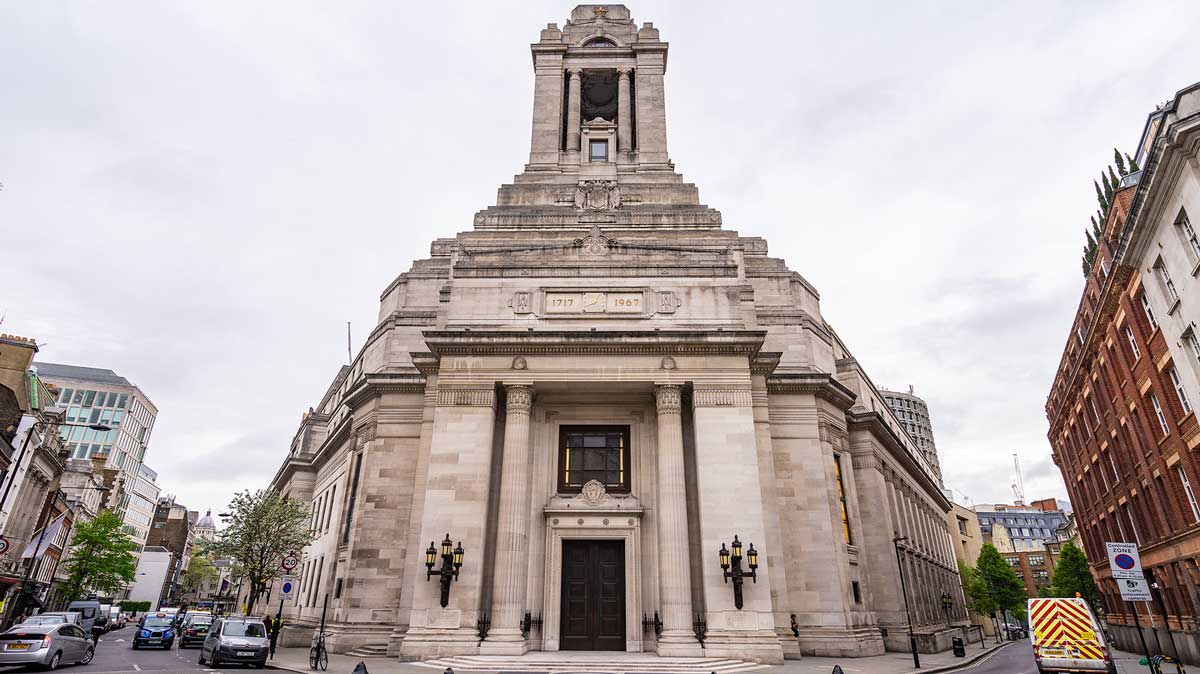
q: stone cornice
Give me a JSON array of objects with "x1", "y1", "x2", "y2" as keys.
[
  {"x1": 750, "y1": 352, "x2": 781, "y2": 376},
  {"x1": 766, "y1": 371, "x2": 856, "y2": 411},
  {"x1": 341, "y1": 370, "x2": 426, "y2": 409},
  {"x1": 421, "y1": 329, "x2": 766, "y2": 356},
  {"x1": 692, "y1": 385, "x2": 753, "y2": 407},
  {"x1": 846, "y1": 409, "x2": 950, "y2": 510}
]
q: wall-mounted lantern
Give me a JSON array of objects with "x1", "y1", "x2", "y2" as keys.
[
  {"x1": 718, "y1": 535, "x2": 758, "y2": 609},
  {"x1": 425, "y1": 533, "x2": 464, "y2": 608}
]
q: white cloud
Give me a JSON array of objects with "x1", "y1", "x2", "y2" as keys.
[{"x1": 2, "y1": 1, "x2": 1198, "y2": 513}]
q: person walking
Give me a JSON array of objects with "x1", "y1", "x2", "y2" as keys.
[{"x1": 267, "y1": 615, "x2": 281, "y2": 659}]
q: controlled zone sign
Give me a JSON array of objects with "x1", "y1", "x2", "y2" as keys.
[
  {"x1": 279, "y1": 575, "x2": 297, "y2": 600},
  {"x1": 1117, "y1": 577, "x2": 1152, "y2": 602},
  {"x1": 1105, "y1": 542, "x2": 1142, "y2": 579}
]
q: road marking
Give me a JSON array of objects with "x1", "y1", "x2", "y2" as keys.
[{"x1": 132, "y1": 665, "x2": 141, "y2": 671}]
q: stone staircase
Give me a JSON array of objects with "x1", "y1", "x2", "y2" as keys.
[
  {"x1": 344, "y1": 643, "x2": 390, "y2": 658},
  {"x1": 414, "y1": 654, "x2": 768, "y2": 673}
]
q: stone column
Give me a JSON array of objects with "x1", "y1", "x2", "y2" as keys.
[
  {"x1": 616, "y1": 68, "x2": 632, "y2": 156},
  {"x1": 565, "y1": 68, "x2": 583, "y2": 155},
  {"x1": 654, "y1": 384, "x2": 700, "y2": 654},
  {"x1": 481, "y1": 385, "x2": 534, "y2": 654}
]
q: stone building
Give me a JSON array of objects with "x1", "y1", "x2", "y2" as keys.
[
  {"x1": 881, "y1": 387, "x2": 942, "y2": 487},
  {"x1": 269, "y1": 5, "x2": 960, "y2": 664},
  {"x1": 1046, "y1": 81, "x2": 1200, "y2": 664}
]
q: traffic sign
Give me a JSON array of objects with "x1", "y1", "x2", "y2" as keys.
[
  {"x1": 1105, "y1": 542, "x2": 1143, "y2": 579},
  {"x1": 279, "y1": 575, "x2": 297, "y2": 600},
  {"x1": 0, "y1": 536, "x2": 9, "y2": 556},
  {"x1": 1118, "y1": 577, "x2": 1152, "y2": 602},
  {"x1": 281, "y1": 553, "x2": 300, "y2": 572}
]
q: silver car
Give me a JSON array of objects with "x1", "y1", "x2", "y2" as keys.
[
  {"x1": 0, "y1": 623, "x2": 95, "y2": 669},
  {"x1": 198, "y1": 617, "x2": 268, "y2": 668}
]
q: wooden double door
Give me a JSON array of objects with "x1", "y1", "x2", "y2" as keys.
[{"x1": 560, "y1": 540, "x2": 625, "y2": 651}]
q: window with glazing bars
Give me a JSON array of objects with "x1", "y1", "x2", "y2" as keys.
[
  {"x1": 834, "y1": 454, "x2": 852, "y2": 544},
  {"x1": 559, "y1": 426, "x2": 629, "y2": 493}
]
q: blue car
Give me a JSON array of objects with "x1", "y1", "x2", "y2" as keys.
[{"x1": 131, "y1": 614, "x2": 175, "y2": 650}]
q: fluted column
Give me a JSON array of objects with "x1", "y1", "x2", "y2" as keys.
[
  {"x1": 565, "y1": 68, "x2": 583, "y2": 155},
  {"x1": 617, "y1": 68, "x2": 632, "y2": 156},
  {"x1": 654, "y1": 385, "x2": 698, "y2": 653},
  {"x1": 481, "y1": 385, "x2": 534, "y2": 654}
]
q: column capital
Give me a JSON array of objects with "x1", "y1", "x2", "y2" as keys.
[
  {"x1": 566, "y1": 66, "x2": 584, "y2": 77},
  {"x1": 616, "y1": 67, "x2": 632, "y2": 79},
  {"x1": 654, "y1": 384, "x2": 682, "y2": 413},
  {"x1": 505, "y1": 384, "x2": 533, "y2": 412}
]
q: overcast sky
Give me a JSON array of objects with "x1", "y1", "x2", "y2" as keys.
[{"x1": 3, "y1": 2, "x2": 1199, "y2": 517}]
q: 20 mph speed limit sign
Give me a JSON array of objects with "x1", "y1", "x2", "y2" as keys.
[{"x1": 281, "y1": 553, "x2": 300, "y2": 572}]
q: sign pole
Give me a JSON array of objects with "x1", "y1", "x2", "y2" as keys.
[{"x1": 1130, "y1": 604, "x2": 1155, "y2": 673}]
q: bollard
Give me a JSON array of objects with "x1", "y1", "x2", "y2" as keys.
[
  {"x1": 352, "y1": 663, "x2": 369, "y2": 674},
  {"x1": 444, "y1": 669, "x2": 454, "y2": 674},
  {"x1": 832, "y1": 666, "x2": 845, "y2": 674}
]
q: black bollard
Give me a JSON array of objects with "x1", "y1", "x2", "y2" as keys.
[
  {"x1": 832, "y1": 666, "x2": 845, "y2": 674},
  {"x1": 352, "y1": 663, "x2": 369, "y2": 674},
  {"x1": 443, "y1": 669, "x2": 454, "y2": 674}
]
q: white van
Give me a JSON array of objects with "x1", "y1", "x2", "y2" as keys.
[{"x1": 1028, "y1": 597, "x2": 1116, "y2": 674}]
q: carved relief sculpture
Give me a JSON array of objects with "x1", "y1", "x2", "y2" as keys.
[{"x1": 574, "y1": 180, "x2": 622, "y2": 212}]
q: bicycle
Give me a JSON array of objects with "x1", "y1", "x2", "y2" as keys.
[{"x1": 309, "y1": 630, "x2": 328, "y2": 671}]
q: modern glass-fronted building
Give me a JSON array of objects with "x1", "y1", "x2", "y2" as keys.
[{"x1": 33, "y1": 362, "x2": 160, "y2": 547}]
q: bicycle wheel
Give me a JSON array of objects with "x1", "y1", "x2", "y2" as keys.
[
  {"x1": 317, "y1": 646, "x2": 328, "y2": 671},
  {"x1": 309, "y1": 646, "x2": 319, "y2": 670}
]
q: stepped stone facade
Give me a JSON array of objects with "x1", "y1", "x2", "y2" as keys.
[{"x1": 268, "y1": 5, "x2": 963, "y2": 663}]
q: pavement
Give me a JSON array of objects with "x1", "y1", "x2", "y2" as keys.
[{"x1": 262, "y1": 642, "x2": 1016, "y2": 674}]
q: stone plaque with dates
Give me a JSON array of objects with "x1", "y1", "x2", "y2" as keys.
[{"x1": 545, "y1": 291, "x2": 645, "y2": 314}]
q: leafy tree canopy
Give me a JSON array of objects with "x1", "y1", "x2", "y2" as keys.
[
  {"x1": 209, "y1": 490, "x2": 314, "y2": 614},
  {"x1": 974, "y1": 544, "x2": 1027, "y2": 618},
  {"x1": 1047, "y1": 541, "x2": 1100, "y2": 611},
  {"x1": 181, "y1": 553, "x2": 220, "y2": 595},
  {"x1": 59, "y1": 511, "x2": 137, "y2": 601}
]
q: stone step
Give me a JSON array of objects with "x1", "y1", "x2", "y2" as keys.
[
  {"x1": 344, "y1": 643, "x2": 390, "y2": 657},
  {"x1": 415, "y1": 655, "x2": 767, "y2": 673}
]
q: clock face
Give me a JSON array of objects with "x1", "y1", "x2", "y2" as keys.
[
  {"x1": 581, "y1": 72, "x2": 618, "y2": 121},
  {"x1": 583, "y1": 292, "x2": 606, "y2": 312}
]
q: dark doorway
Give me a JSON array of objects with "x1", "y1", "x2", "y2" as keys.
[{"x1": 560, "y1": 540, "x2": 625, "y2": 651}]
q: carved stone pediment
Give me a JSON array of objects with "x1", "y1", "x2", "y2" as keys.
[{"x1": 544, "y1": 489, "x2": 642, "y2": 514}]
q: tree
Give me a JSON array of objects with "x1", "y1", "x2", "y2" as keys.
[
  {"x1": 58, "y1": 511, "x2": 137, "y2": 601},
  {"x1": 1048, "y1": 542, "x2": 1100, "y2": 611},
  {"x1": 1126, "y1": 153, "x2": 1140, "y2": 173},
  {"x1": 975, "y1": 544, "x2": 1027, "y2": 624},
  {"x1": 181, "y1": 553, "x2": 219, "y2": 597},
  {"x1": 1114, "y1": 148, "x2": 1128, "y2": 176},
  {"x1": 959, "y1": 559, "x2": 996, "y2": 618},
  {"x1": 1094, "y1": 180, "x2": 1108, "y2": 214},
  {"x1": 209, "y1": 490, "x2": 314, "y2": 614},
  {"x1": 1108, "y1": 165, "x2": 1121, "y2": 192}
]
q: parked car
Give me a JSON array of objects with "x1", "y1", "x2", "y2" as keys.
[
  {"x1": 198, "y1": 617, "x2": 269, "y2": 669},
  {"x1": 131, "y1": 613, "x2": 176, "y2": 650},
  {"x1": 0, "y1": 623, "x2": 95, "y2": 670},
  {"x1": 106, "y1": 606, "x2": 125, "y2": 630},
  {"x1": 178, "y1": 613, "x2": 214, "y2": 649},
  {"x1": 16, "y1": 614, "x2": 71, "y2": 628}
]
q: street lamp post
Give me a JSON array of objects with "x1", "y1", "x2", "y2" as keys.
[{"x1": 893, "y1": 535, "x2": 920, "y2": 669}]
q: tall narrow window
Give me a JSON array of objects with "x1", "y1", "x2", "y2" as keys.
[
  {"x1": 588, "y1": 139, "x2": 608, "y2": 162},
  {"x1": 1149, "y1": 392, "x2": 1170, "y2": 437},
  {"x1": 1088, "y1": 395, "x2": 1101, "y2": 425},
  {"x1": 1141, "y1": 294, "x2": 1159, "y2": 330},
  {"x1": 1188, "y1": 331, "x2": 1200, "y2": 364},
  {"x1": 1168, "y1": 366, "x2": 1192, "y2": 415},
  {"x1": 1122, "y1": 504, "x2": 1141, "y2": 545},
  {"x1": 1178, "y1": 209, "x2": 1200, "y2": 260},
  {"x1": 342, "y1": 453, "x2": 364, "y2": 545},
  {"x1": 1156, "y1": 260, "x2": 1180, "y2": 303},
  {"x1": 834, "y1": 454, "x2": 852, "y2": 544},
  {"x1": 1107, "y1": 451, "x2": 1119, "y2": 482},
  {"x1": 1178, "y1": 466, "x2": 1200, "y2": 523},
  {"x1": 1125, "y1": 326, "x2": 1141, "y2": 360},
  {"x1": 324, "y1": 485, "x2": 336, "y2": 533}
]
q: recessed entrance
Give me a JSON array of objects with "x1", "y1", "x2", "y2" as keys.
[{"x1": 560, "y1": 539, "x2": 625, "y2": 651}]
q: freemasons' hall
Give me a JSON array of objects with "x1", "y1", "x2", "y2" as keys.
[{"x1": 270, "y1": 5, "x2": 963, "y2": 664}]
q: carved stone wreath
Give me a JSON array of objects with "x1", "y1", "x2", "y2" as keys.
[
  {"x1": 576, "y1": 225, "x2": 614, "y2": 255},
  {"x1": 580, "y1": 479, "x2": 607, "y2": 504}
]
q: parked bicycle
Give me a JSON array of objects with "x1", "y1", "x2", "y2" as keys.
[{"x1": 309, "y1": 630, "x2": 328, "y2": 671}]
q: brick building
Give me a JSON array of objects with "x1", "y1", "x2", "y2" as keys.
[
  {"x1": 1046, "y1": 82, "x2": 1200, "y2": 663},
  {"x1": 1002, "y1": 551, "x2": 1056, "y2": 599}
]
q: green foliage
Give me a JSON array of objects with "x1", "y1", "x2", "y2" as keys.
[
  {"x1": 118, "y1": 600, "x2": 151, "y2": 614},
  {"x1": 1102, "y1": 171, "x2": 1114, "y2": 202},
  {"x1": 59, "y1": 511, "x2": 137, "y2": 601},
  {"x1": 959, "y1": 559, "x2": 997, "y2": 617},
  {"x1": 1094, "y1": 180, "x2": 1108, "y2": 214},
  {"x1": 974, "y1": 544, "x2": 1027, "y2": 618},
  {"x1": 1127, "y1": 153, "x2": 1139, "y2": 173},
  {"x1": 1114, "y1": 148, "x2": 1128, "y2": 176},
  {"x1": 1047, "y1": 542, "x2": 1100, "y2": 611},
  {"x1": 181, "y1": 553, "x2": 219, "y2": 594},
  {"x1": 209, "y1": 490, "x2": 315, "y2": 615}
]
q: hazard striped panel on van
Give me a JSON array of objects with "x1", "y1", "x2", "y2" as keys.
[{"x1": 1030, "y1": 598, "x2": 1104, "y2": 660}]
